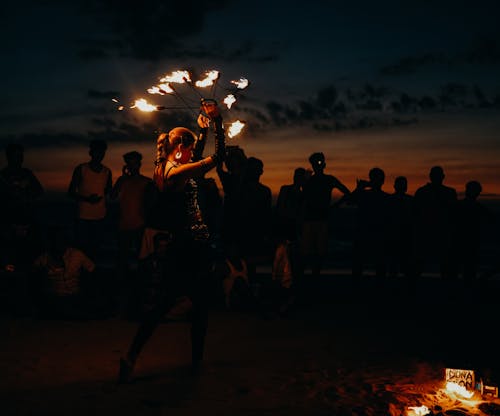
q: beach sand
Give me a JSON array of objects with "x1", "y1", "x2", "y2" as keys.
[{"x1": 1, "y1": 274, "x2": 500, "y2": 416}]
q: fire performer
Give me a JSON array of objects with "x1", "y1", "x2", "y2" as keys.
[{"x1": 118, "y1": 99, "x2": 226, "y2": 383}]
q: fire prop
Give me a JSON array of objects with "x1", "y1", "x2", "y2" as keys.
[
  {"x1": 115, "y1": 69, "x2": 250, "y2": 139},
  {"x1": 405, "y1": 368, "x2": 499, "y2": 416}
]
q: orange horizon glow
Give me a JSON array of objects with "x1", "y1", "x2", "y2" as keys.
[{"x1": 5, "y1": 110, "x2": 500, "y2": 202}]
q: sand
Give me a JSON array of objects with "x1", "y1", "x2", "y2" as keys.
[{"x1": 1, "y1": 274, "x2": 500, "y2": 416}]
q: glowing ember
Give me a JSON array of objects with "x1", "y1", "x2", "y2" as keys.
[
  {"x1": 195, "y1": 70, "x2": 220, "y2": 87},
  {"x1": 231, "y1": 77, "x2": 249, "y2": 89},
  {"x1": 130, "y1": 98, "x2": 158, "y2": 112},
  {"x1": 148, "y1": 83, "x2": 174, "y2": 95},
  {"x1": 112, "y1": 98, "x2": 119, "y2": 103},
  {"x1": 407, "y1": 405, "x2": 430, "y2": 416},
  {"x1": 223, "y1": 94, "x2": 236, "y2": 109},
  {"x1": 118, "y1": 106, "x2": 124, "y2": 111},
  {"x1": 159, "y1": 70, "x2": 191, "y2": 84},
  {"x1": 446, "y1": 381, "x2": 474, "y2": 398},
  {"x1": 227, "y1": 120, "x2": 245, "y2": 138}
]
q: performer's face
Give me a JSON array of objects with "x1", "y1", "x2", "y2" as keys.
[{"x1": 178, "y1": 144, "x2": 194, "y2": 164}]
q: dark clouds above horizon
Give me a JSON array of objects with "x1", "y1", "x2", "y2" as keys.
[{"x1": 1, "y1": 0, "x2": 500, "y2": 149}]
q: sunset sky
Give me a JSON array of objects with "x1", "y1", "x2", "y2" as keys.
[{"x1": 1, "y1": 0, "x2": 499, "y2": 199}]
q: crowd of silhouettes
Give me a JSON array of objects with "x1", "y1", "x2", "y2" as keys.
[{"x1": 0, "y1": 138, "x2": 497, "y2": 322}]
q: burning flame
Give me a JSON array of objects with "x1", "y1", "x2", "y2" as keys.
[
  {"x1": 407, "y1": 405, "x2": 430, "y2": 416},
  {"x1": 159, "y1": 70, "x2": 191, "y2": 84},
  {"x1": 445, "y1": 382, "x2": 474, "y2": 398},
  {"x1": 148, "y1": 83, "x2": 174, "y2": 95},
  {"x1": 195, "y1": 70, "x2": 220, "y2": 87},
  {"x1": 231, "y1": 78, "x2": 249, "y2": 89},
  {"x1": 131, "y1": 98, "x2": 158, "y2": 112},
  {"x1": 227, "y1": 120, "x2": 245, "y2": 138},
  {"x1": 223, "y1": 94, "x2": 236, "y2": 109},
  {"x1": 112, "y1": 98, "x2": 124, "y2": 111}
]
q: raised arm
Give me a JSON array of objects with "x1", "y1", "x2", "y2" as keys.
[{"x1": 167, "y1": 99, "x2": 226, "y2": 185}]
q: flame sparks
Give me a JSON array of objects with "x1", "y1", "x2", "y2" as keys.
[
  {"x1": 407, "y1": 405, "x2": 430, "y2": 416},
  {"x1": 227, "y1": 120, "x2": 246, "y2": 138},
  {"x1": 231, "y1": 77, "x2": 249, "y2": 89},
  {"x1": 195, "y1": 70, "x2": 220, "y2": 87},
  {"x1": 130, "y1": 98, "x2": 158, "y2": 112},
  {"x1": 445, "y1": 382, "x2": 474, "y2": 399},
  {"x1": 125, "y1": 69, "x2": 251, "y2": 135},
  {"x1": 159, "y1": 70, "x2": 191, "y2": 84},
  {"x1": 223, "y1": 94, "x2": 236, "y2": 109},
  {"x1": 148, "y1": 83, "x2": 174, "y2": 95}
]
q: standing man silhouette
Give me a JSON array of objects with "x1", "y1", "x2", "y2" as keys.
[
  {"x1": 301, "y1": 152, "x2": 350, "y2": 279},
  {"x1": 68, "y1": 139, "x2": 112, "y2": 263},
  {"x1": 413, "y1": 166, "x2": 457, "y2": 279}
]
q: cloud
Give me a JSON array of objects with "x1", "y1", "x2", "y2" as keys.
[
  {"x1": 463, "y1": 36, "x2": 500, "y2": 64},
  {"x1": 87, "y1": 89, "x2": 121, "y2": 100},
  {"x1": 379, "y1": 36, "x2": 500, "y2": 77},
  {"x1": 75, "y1": 0, "x2": 232, "y2": 61},
  {"x1": 0, "y1": 107, "x2": 197, "y2": 149},
  {"x1": 239, "y1": 80, "x2": 500, "y2": 135},
  {"x1": 379, "y1": 53, "x2": 447, "y2": 76}
]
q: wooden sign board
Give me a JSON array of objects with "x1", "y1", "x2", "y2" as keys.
[{"x1": 445, "y1": 368, "x2": 475, "y2": 391}]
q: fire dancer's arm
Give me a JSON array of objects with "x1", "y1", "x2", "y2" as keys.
[
  {"x1": 166, "y1": 100, "x2": 226, "y2": 185},
  {"x1": 194, "y1": 99, "x2": 226, "y2": 164},
  {"x1": 192, "y1": 127, "x2": 208, "y2": 162},
  {"x1": 193, "y1": 113, "x2": 209, "y2": 162}
]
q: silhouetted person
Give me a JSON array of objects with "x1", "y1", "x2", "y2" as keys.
[
  {"x1": 387, "y1": 176, "x2": 415, "y2": 278},
  {"x1": 33, "y1": 225, "x2": 96, "y2": 320},
  {"x1": 275, "y1": 167, "x2": 307, "y2": 243},
  {"x1": 273, "y1": 167, "x2": 307, "y2": 304},
  {"x1": 111, "y1": 151, "x2": 153, "y2": 314},
  {"x1": 454, "y1": 181, "x2": 492, "y2": 282},
  {"x1": 301, "y1": 152, "x2": 350, "y2": 278},
  {"x1": 216, "y1": 145, "x2": 247, "y2": 248},
  {"x1": 413, "y1": 166, "x2": 457, "y2": 279},
  {"x1": 349, "y1": 167, "x2": 390, "y2": 279},
  {"x1": 68, "y1": 139, "x2": 112, "y2": 263},
  {"x1": 0, "y1": 219, "x2": 43, "y2": 316},
  {"x1": 239, "y1": 156, "x2": 273, "y2": 280},
  {"x1": 0, "y1": 143, "x2": 44, "y2": 316},
  {"x1": 0, "y1": 142, "x2": 44, "y2": 230}
]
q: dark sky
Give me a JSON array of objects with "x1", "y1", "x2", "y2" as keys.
[{"x1": 1, "y1": 0, "x2": 500, "y2": 195}]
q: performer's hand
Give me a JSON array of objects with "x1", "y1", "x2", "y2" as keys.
[
  {"x1": 197, "y1": 113, "x2": 211, "y2": 129},
  {"x1": 200, "y1": 98, "x2": 220, "y2": 120}
]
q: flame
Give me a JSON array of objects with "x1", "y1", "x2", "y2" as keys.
[
  {"x1": 130, "y1": 98, "x2": 158, "y2": 112},
  {"x1": 148, "y1": 83, "x2": 174, "y2": 95},
  {"x1": 445, "y1": 382, "x2": 474, "y2": 399},
  {"x1": 231, "y1": 77, "x2": 249, "y2": 89},
  {"x1": 223, "y1": 94, "x2": 236, "y2": 109},
  {"x1": 195, "y1": 70, "x2": 220, "y2": 87},
  {"x1": 407, "y1": 405, "x2": 430, "y2": 416},
  {"x1": 159, "y1": 70, "x2": 191, "y2": 84},
  {"x1": 227, "y1": 120, "x2": 246, "y2": 138}
]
